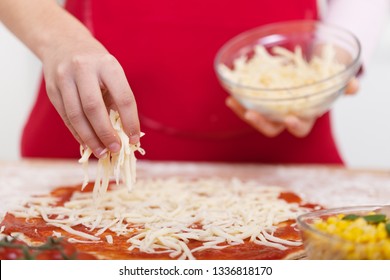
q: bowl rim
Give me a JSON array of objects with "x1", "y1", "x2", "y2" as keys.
[
  {"x1": 214, "y1": 19, "x2": 362, "y2": 94},
  {"x1": 296, "y1": 204, "x2": 390, "y2": 244}
]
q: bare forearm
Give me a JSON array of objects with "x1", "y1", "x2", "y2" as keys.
[{"x1": 0, "y1": 0, "x2": 93, "y2": 60}]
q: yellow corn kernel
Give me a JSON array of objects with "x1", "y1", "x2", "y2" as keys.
[{"x1": 310, "y1": 213, "x2": 390, "y2": 259}]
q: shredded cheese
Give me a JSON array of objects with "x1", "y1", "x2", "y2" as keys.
[
  {"x1": 219, "y1": 45, "x2": 345, "y2": 91},
  {"x1": 218, "y1": 44, "x2": 347, "y2": 118},
  {"x1": 52, "y1": 231, "x2": 62, "y2": 238},
  {"x1": 78, "y1": 110, "x2": 145, "y2": 202},
  {"x1": 10, "y1": 177, "x2": 311, "y2": 259},
  {"x1": 67, "y1": 238, "x2": 101, "y2": 244},
  {"x1": 105, "y1": 235, "x2": 113, "y2": 244}
]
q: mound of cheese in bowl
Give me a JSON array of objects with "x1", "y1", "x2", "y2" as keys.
[
  {"x1": 214, "y1": 20, "x2": 361, "y2": 121},
  {"x1": 297, "y1": 205, "x2": 390, "y2": 259}
]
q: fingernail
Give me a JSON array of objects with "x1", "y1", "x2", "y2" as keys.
[
  {"x1": 285, "y1": 116, "x2": 299, "y2": 129},
  {"x1": 225, "y1": 98, "x2": 233, "y2": 107},
  {"x1": 95, "y1": 147, "x2": 107, "y2": 158},
  {"x1": 129, "y1": 134, "x2": 140, "y2": 144},
  {"x1": 244, "y1": 111, "x2": 257, "y2": 122},
  {"x1": 108, "y1": 142, "x2": 121, "y2": 153}
]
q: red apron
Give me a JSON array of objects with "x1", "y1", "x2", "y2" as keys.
[{"x1": 21, "y1": 0, "x2": 343, "y2": 164}]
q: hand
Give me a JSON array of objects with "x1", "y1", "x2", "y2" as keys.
[
  {"x1": 42, "y1": 35, "x2": 140, "y2": 158},
  {"x1": 226, "y1": 77, "x2": 359, "y2": 138}
]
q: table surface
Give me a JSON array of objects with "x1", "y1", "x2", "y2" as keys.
[{"x1": 1, "y1": 159, "x2": 390, "y2": 216}]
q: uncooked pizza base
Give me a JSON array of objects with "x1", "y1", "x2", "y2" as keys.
[{"x1": 0, "y1": 178, "x2": 320, "y2": 260}]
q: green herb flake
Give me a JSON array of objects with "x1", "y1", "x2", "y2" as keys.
[
  {"x1": 0, "y1": 236, "x2": 71, "y2": 260},
  {"x1": 342, "y1": 214, "x2": 360, "y2": 221},
  {"x1": 363, "y1": 214, "x2": 387, "y2": 224}
]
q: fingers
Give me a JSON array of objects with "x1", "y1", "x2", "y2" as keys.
[
  {"x1": 46, "y1": 84, "x2": 84, "y2": 147},
  {"x1": 225, "y1": 96, "x2": 246, "y2": 120},
  {"x1": 49, "y1": 53, "x2": 141, "y2": 157},
  {"x1": 226, "y1": 96, "x2": 316, "y2": 138},
  {"x1": 226, "y1": 97, "x2": 284, "y2": 137},
  {"x1": 345, "y1": 77, "x2": 359, "y2": 95},
  {"x1": 99, "y1": 56, "x2": 140, "y2": 144},
  {"x1": 244, "y1": 111, "x2": 285, "y2": 137},
  {"x1": 284, "y1": 115, "x2": 315, "y2": 138},
  {"x1": 75, "y1": 69, "x2": 122, "y2": 154},
  {"x1": 58, "y1": 76, "x2": 108, "y2": 158},
  {"x1": 42, "y1": 35, "x2": 141, "y2": 154}
]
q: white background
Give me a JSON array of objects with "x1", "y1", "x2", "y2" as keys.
[
  {"x1": 1, "y1": 19, "x2": 390, "y2": 168},
  {"x1": 1, "y1": 260, "x2": 388, "y2": 280}
]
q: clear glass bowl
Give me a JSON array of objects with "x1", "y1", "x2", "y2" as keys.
[
  {"x1": 297, "y1": 205, "x2": 390, "y2": 260},
  {"x1": 214, "y1": 20, "x2": 361, "y2": 121}
]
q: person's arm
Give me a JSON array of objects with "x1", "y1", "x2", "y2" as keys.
[{"x1": 0, "y1": 0, "x2": 140, "y2": 158}]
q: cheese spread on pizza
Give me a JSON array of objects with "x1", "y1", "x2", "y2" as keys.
[{"x1": 0, "y1": 177, "x2": 321, "y2": 260}]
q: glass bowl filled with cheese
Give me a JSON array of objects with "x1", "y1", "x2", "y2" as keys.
[
  {"x1": 214, "y1": 20, "x2": 361, "y2": 121},
  {"x1": 297, "y1": 205, "x2": 390, "y2": 260}
]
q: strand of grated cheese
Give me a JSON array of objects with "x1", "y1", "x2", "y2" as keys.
[
  {"x1": 10, "y1": 177, "x2": 311, "y2": 260},
  {"x1": 105, "y1": 235, "x2": 113, "y2": 244},
  {"x1": 78, "y1": 110, "x2": 145, "y2": 202},
  {"x1": 52, "y1": 231, "x2": 62, "y2": 238}
]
